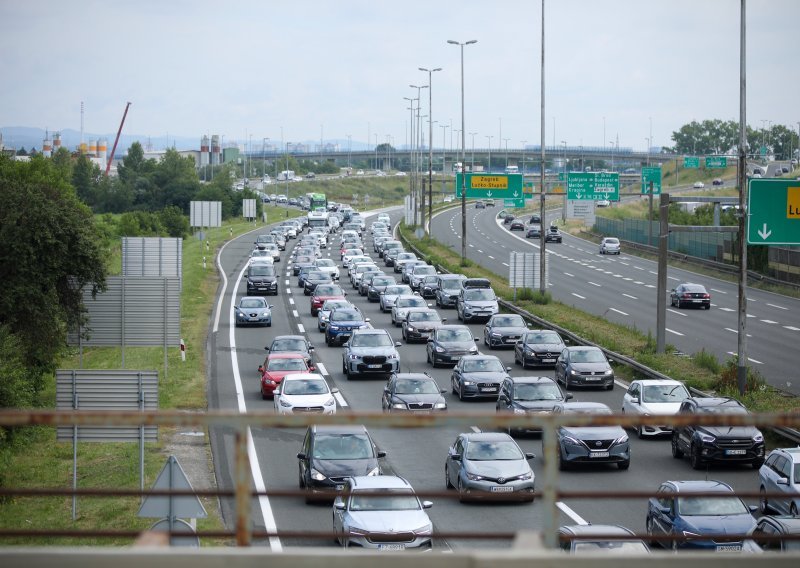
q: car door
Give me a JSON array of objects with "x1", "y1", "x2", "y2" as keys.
[
  {"x1": 332, "y1": 482, "x2": 350, "y2": 537},
  {"x1": 382, "y1": 377, "x2": 395, "y2": 411},
  {"x1": 451, "y1": 361, "x2": 464, "y2": 393},
  {"x1": 496, "y1": 379, "x2": 513, "y2": 412},
  {"x1": 298, "y1": 429, "x2": 313, "y2": 485},
  {"x1": 622, "y1": 382, "x2": 641, "y2": 414},
  {"x1": 555, "y1": 349, "x2": 568, "y2": 383},
  {"x1": 649, "y1": 485, "x2": 676, "y2": 539},
  {"x1": 447, "y1": 437, "x2": 466, "y2": 486},
  {"x1": 675, "y1": 402, "x2": 696, "y2": 453},
  {"x1": 774, "y1": 455, "x2": 792, "y2": 514}
]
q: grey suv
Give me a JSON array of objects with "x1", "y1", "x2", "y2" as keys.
[
  {"x1": 435, "y1": 274, "x2": 467, "y2": 308},
  {"x1": 342, "y1": 329, "x2": 402, "y2": 379},
  {"x1": 457, "y1": 281, "x2": 499, "y2": 323}
]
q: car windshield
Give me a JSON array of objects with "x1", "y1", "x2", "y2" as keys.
[
  {"x1": 372, "y1": 278, "x2": 394, "y2": 286},
  {"x1": 514, "y1": 383, "x2": 562, "y2": 401},
  {"x1": 414, "y1": 266, "x2": 436, "y2": 275},
  {"x1": 308, "y1": 271, "x2": 328, "y2": 280},
  {"x1": 240, "y1": 299, "x2": 266, "y2": 309},
  {"x1": 441, "y1": 279, "x2": 464, "y2": 291},
  {"x1": 493, "y1": 316, "x2": 525, "y2": 327},
  {"x1": 465, "y1": 441, "x2": 523, "y2": 461},
  {"x1": 313, "y1": 434, "x2": 372, "y2": 460},
  {"x1": 526, "y1": 332, "x2": 561, "y2": 344},
  {"x1": 683, "y1": 285, "x2": 707, "y2": 293},
  {"x1": 462, "y1": 358, "x2": 505, "y2": 373},
  {"x1": 571, "y1": 349, "x2": 607, "y2": 363},
  {"x1": 351, "y1": 333, "x2": 393, "y2": 347},
  {"x1": 408, "y1": 312, "x2": 440, "y2": 322},
  {"x1": 349, "y1": 491, "x2": 420, "y2": 511},
  {"x1": 642, "y1": 384, "x2": 690, "y2": 403},
  {"x1": 604, "y1": 238, "x2": 620, "y2": 245},
  {"x1": 316, "y1": 259, "x2": 334, "y2": 267},
  {"x1": 397, "y1": 254, "x2": 416, "y2": 261},
  {"x1": 395, "y1": 379, "x2": 440, "y2": 395},
  {"x1": 422, "y1": 276, "x2": 438, "y2": 283},
  {"x1": 677, "y1": 496, "x2": 749, "y2": 516},
  {"x1": 315, "y1": 285, "x2": 343, "y2": 296},
  {"x1": 331, "y1": 310, "x2": 362, "y2": 322},
  {"x1": 397, "y1": 298, "x2": 426, "y2": 308},
  {"x1": 563, "y1": 406, "x2": 613, "y2": 416},
  {"x1": 282, "y1": 379, "x2": 327, "y2": 395},
  {"x1": 323, "y1": 301, "x2": 350, "y2": 311},
  {"x1": 296, "y1": 256, "x2": 313, "y2": 264},
  {"x1": 464, "y1": 289, "x2": 495, "y2": 301},
  {"x1": 385, "y1": 286, "x2": 411, "y2": 296},
  {"x1": 271, "y1": 339, "x2": 307, "y2": 352},
  {"x1": 249, "y1": 265, "x2": 275, "y2": 276},
  {"x1": 267, "y1": 358, "x2": 307, "y2": 371},
  {"x1": 572, "y1": 541, "x2": 649, "y2": 554},
  {"x1": 438, "y1": 329, "x2": 472, "y2": 342}
]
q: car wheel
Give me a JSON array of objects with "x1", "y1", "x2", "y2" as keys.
[
  {"x1": 645, "y1": 516, "x2": 658, "y2": 548},
  {"x1": 690, "y1": 444, "x2": 703, "y2": 470},
  {"x1": 458, "y1": 383, "x2": 465, "y2": 401},
  {"x1": 704, "y1": 304, "x2": 711, "y2": 310},
  {"x1": 617, "y1": 459, "x2": 630, "y2": 471},
  {"x1": 759, "y1": 486, "x2": 769, "y2": 514},
  {"x1": 402, "y1": 328, "x2": 406, "y2": 341},
  {"x1": 791, "y1": 502, "x2": 798, "y2": 516},
  {"x1": 445, "y1": 464, "x2": 453, "y2": 489},
  {"x1": 557, "y1": 447, "x2": 569, "y2": 471},
  {"x1": 606, "y1": 381, "x2": 614, "y2": 391},
  {"x1": 457, "y1": 477, "x2": 467, "y2": 503},
  {"x1": 671, "y1": 434, "x2": 684, "y2": 458},
  {"x1": 267, "y1": 321, "x2": 272, "y2": 327}
]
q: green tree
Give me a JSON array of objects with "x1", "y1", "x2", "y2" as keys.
[
  {"x1": 50, "y1": 147, "x2": 73, "y2": 181},
  {"x1": 72, "y1": 153, "x2": 99, "y2": 206},
  {"x1": 159, "y1": 205, "x2": 190, "y2": 238}
]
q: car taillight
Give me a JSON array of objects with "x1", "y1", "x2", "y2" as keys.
[
  {"x1": 682, "y1": 293, "x2": 692, "y2": 299},
  {"x1": 703, "y1": 294, "x2": 710, "y2": 299}
]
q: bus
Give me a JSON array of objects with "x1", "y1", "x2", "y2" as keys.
[
  {"x1": 307, "y1": 209, "x2": 330, "y2": 231},
  {"x1": 307, "y1": 192, "x2": 327, "y2": 210}
]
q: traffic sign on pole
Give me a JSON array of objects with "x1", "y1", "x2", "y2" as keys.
[
  {"x1": 503, "y1": 198, "x2": 525, "y2": 208},
  {"x1": 747, "y1": 179, "x2": 800, "y2": 245},
  {"x1": 566, "y1": 172, "x2": 619, "y2": 201},
  {"x1": 705, "y1": 156, "x2": 728, "y2": 168},
  {"x1": 683, "y1": 156, "x2": 700, "y2": 168},
  {"x1": 455, "y1": 173, "x2": 523, "y2": 199},
  {"x1": 641, "y1": 166, "x2": 662, "y2": 195}
]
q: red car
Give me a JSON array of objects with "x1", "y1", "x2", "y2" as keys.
[
  {"x1": 258, "y1": 353, "x2": 314, "y2": 399},
  {"x1": 310, "y1": 283, "x2": 346, "y2": 316}
]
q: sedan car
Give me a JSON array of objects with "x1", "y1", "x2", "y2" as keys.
[
  {"x1": 297, "y1": 425, "x2": 385, "y2": 502},
  {"x1": 382, "y1": 373, "x2": 447, "y2": 412},
  {"x1": 310, "y1": 284, "x2": 347, "y2": 316},
  {"x1": 314, "y1": 258, "x2": 340, "y2": 281},
  {"x1": 342, "y1": 328, "x2": 401, "y2": 379},
  {"x1": 621, "y1": 379, "x2": 691, "y2": 438},
  {"x1": 475, "y1": 200, "x2": 486, "y2": 209},
  {"x1": 555, "y1": 346, "x2": 615, "y2": 390},
  {"x1": 325, "y1": 308, "x2": 371, "y2": 346},
  {"x1": 554, "y1": 402, "x2": 630, "y2": 470},
  {"x1": 514, "y1": 329, "x2": 565, "y2": 368},
  {"x1": 759, "y1": 447, "x2": 800, "y2": 516},
  {"x1": 402, "y1": 308, "x2": 445, "y2": 343},
  {"x1": 266, "y1": 335, "x2": 315, "y2": 368},
  {"x1": 293, "y1": 255, "x2": 316, "y2": 276},
  {"x1": 426, "y1": 325, "x2": 479, "y2": 367},
  {"x1": 392, "y1": 252, "x2": 419, "y2": 273},
  {"x1": 483, "y1": 314, "x2": 529, "y2": 349},
  {"x1": 379, "y1": 284, "x2": 414, "y2": 313},
  {"x1": 259, "y1": 352, "x2": 314, "y2": 399},
  {"x1": 510, "y1": 219, "x2": 526, "y2": 231},
  {"x1": 502, "y1": 214, "x2": 515, "y2": 225},
  {"x1": 332, "y1": 475, "x2": 432, "y2": 549},
  {"x1": 391, "y1": 295, "x2": 429, "y2": 327},
  {"x1": 233, "y1": 296, "x2": 273, "y2": 327},
  {"x1": 646, "y1": 480, "x2": 757, "y2": 551},
  {"x1": 545, "y1": 225, "x2": 562, "y2": 243},
  {"x1": 712, "y1": 178, "x2": 723, "y2": 186},
  {"x1": 450, "y1": 355, "x2": 511, "y2": 401},
  {"x1": 525, "y1": 224, "x2": 541, "y2": 238},
  {"x1": 408, "y1": 265, "x2": 437, "y2": 291},
  {"x1": 445, "y1": 432, "x2": 535, "y2": 502},
  {"x1": 303, "y1": 270, "x2": 333, "y2": 295},
  {"x1": 273, "y1": 373, "x2": 337, "y2": 415},
  {"x1": 495, "y1": 376, "x2": 572, "y2": 435},
  {"x1": 558, "y1": 524, "x2": 650, "y2": 554},
  {"x1": 366, "y1": 275, "x2": 397, "y2": 302},
  {"x1": 693, "y1": 181, "x2": 705, "y2": 188},
  {"x1": 418, "y1": 275, "x2": 440, "y2": 299},
  {"x1": 670, "y1": 283, "x2": 711, "y2": 309},
  {"x1": 599, "y1": 237, "x2": 621, "y2": 254}
]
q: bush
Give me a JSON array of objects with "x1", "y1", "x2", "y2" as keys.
[
  {"x1": 714, "y1": 355, "x2": 765, "y2": 393},
  {"x1": 693, "y1": 348, "x2": 721, "y2": 374},
  {"x1": 159, "y1": 206, "x2": 190, "y2": 238}
]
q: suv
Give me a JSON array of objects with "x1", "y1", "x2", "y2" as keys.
[
  {"x1": 496, "y1": 376, "x2": 572, "y2": 435},
  {"x1": 456, "y1": 279, "x2": 499, "y2": 322},
  {"x1": 246, "y1": 263, "x2": 278, "y2": 295},
  {"x1": 671, "y1": 397, "x2": 765, "y2": 470},
  {"x1": 434, "y1": 274, "x2": 467, "y2": 308},
  {"x1": 758, "y1": 447, "x2": 800, "y2": 516},
  {"x1": 342, "y1": 329, "x2": 401, "y2": 379},
  {"x1": 599, "y1": 237, "x2": 621, "y2": 255}
]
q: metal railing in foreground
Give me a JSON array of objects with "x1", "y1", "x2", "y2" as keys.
[{"x1": 0, "y1": 409, "x2": 799, "y2": 550}]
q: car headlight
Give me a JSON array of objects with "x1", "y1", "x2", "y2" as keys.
[
  {"x1": 279, "y1": 398, "x2": 293, "y2": 408},
  {"x1": 348, "y1": 354, "x2": 360, "y2": 360},
  {"x1": 463, "y1": 380, "x2": 475, "y2": 386},
  {"x1": 406, "y1": 325, "x2": 416, "y2": 332},
  {"x1": 434, "y1": 346, "x2": 445, "y2": 353},
  {"x1": 236, "y1": 310, "x2": 245, "y2": 317},
  {"x1": 490, "y1": 332, "x2": 502, "y2": 338},
  {"x1": 324, "y1": 397, "x2": 335, "y2": 407},
  {"x1": 413, "y1": 524, "x2": 433, "y2": 536},
  {"x1": 465, "y1": 472, "x2": 483, "y2": 481},
  {"x1": 434, "y1": 402, "x2": 447, "y2": 409},
  {"x1": 366, "y1": 467, "x2": 380, "y2": 476},
  {"x1": 518, "y1": 472, "x2": 533, "y2": 481},
  {"x1": 387, "y1": 353, "x2": 398, "y2": 359},
  {"x1": 699, "y1": 433, "x2": 716, "y2": 443},
  {"x1": 468, "y1": 346, "x2": 478, "y2": 354},
  {"x1": 613, "y1": 434, "x2": 629, "y2": 446},
  {"x1": 569, "y1": 369, "x2": 581, "y2": 376},
  {"x1": 562, "y1": 436, "x2": 582, "y2": 446},
  {"x1": 392, "y1": 403, "x2": 406, "y2": 409},
  {"x1": 328, "y1": 325, "x2": 339, "y2": 331},
  {"x1": 513, "y1": 408, "x2": 526, "y2": 415},
  {"x1": 682, "y1": 531, "x2": 701, "y2": 539},
  {"x1": 753, "y1": 433, "x2": 764, "y2": 443},
  {"x1": 604, "y1": 369, "x2": 613, "y2": 375},
  {"x1": 310, "y1": 468, "x2": 327, "y2": 481}
]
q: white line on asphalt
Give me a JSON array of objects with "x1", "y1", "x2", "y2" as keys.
[
  {"x1": 634, "y1": 281, "x2": 644, "y2": 285},
  {"x1": 620, "y1": 262, "x2": 629, "y2": 266},
  {"x1": 760, "y1": 320, "x2": 778, "y2": 325},
  {"x1": 667, "y1": 309, "x2": 687, "y2": 317},
  {"x1": 297, "y1": 324, "x2": 305, "y2": 333},
  {"x1": 564, "y1": 272, "x2": 574, "y2": 277},
  {"x1": 710, "y1": 288, "x2": 727, "y2": 294},
  {"x1": 284, "y1": 279, "x2": 290, "y2": 286},
  {"x1": 725, "y1": 328, "x2": 738, "y2": 334},
  {"x1": 644, "y1": 284, "x2": 655, "y2": 288},
  {"x1": 784, "y1": 326, "x2": 800, "y2": 331},
  {"x1": 292, "y1": 310, "x2": 299, "y2": 318},
  {"x1": 609, "y1": 308, "x2": 629, "y2": 316},
  {"x1": 767, "y1": 303, "x2": 788, "y2": 310},
  {"x1": 588, "y1": 281, "x2": 601, "y2": 287},
  {"x1": 556, "y1": 502, "x2": 589, "y2": 525},
  {"x1": 727, "y1": 352, "x2": 763, "y2": 364},
  {"x1": 288, "y1": 298, "x2": 295, "y2": 305},
  {"x1": 634, "y1": 266, "x2": 644, "y2": 271},
  {"x1": 667, "y1": 276, "x2": 679, "y2": 281},
  {"x1": 622, "y1": 293, "x2": 638, "y2": 300},
  {"x1": 571, "y1": 293, "x2": 586, "y2": 300},
  {"x1": 477, "y1": 249, "x2": 483, "y2": 254},
  {"x1": 666, "y1": 328, "x2": 685, "y2": 336},
  {"x1": 488, "y1": 255, "x2": 495, "y2": 260},
  {"x1": 717, "y1": 307, "x2": 734, "y2": 312},
  {"x1": 502, "y1": 262, "x2": 509, "y2": 266}
]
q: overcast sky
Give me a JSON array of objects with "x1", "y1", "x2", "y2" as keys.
[{"x1": 1, "y1": 0, "x2": 797, "y2": 152}]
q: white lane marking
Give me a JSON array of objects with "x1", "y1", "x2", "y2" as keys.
[
  {"x1": 634, "y1": 266, "x2": 644, "y2": 270},
  {"x1": 502, "y1": 262, "x2": 509, "y2": 267},
  {"x1": 477, "y1": 249, "x2": 483, "y2": 254},
  {"x1": 644, "y1": 284, "x2": 655, "y2": 288},
  {"x1": 333, "y1": 391, "x2": 348, "y2": 407},
  {"x1": 717, "y1": 307, "x2": 734, "y2": 312},
  {"x1": 724, "y1": 328, "x2": 753, "y2": 337},
  {"x1": 588, "y1": 281, "x2": 601, "y2": 287},
  {"x1": 609, "y1": 308, "x2": 629, "y2": 316},
  {"x1": 648, "y1": 270, "x2": 657, "y2": 275},
  {"x1": 488, "y1": 255, "x2": 495, "y2": 260},
  {"x1": 710, "y1": 288, "x2": 727, "y2": 294},
  {"x1": 666, "y1": 328, "x2": 684, "y2": 336},
  {"x1": 571, "y1": 293, "x2": 586, "y2": 300},
  {"x1": 622, "y1": 293, "x2": 638, "y2": 300},
  {"x1": 620, "y1": 262, "x2": 629, "y2": 266},
  {"x1": 556, "y1": 502, "x2": 589, "y2": 526},
  {"x1": 784, "y1": 326, "x2": 800, "y2": 331},
  {"x1": 470, "y1": 426, "x2": 481, "y2": 433},
  {"x1": 292, "y1": 310, "x2": 299, "y2": 318},
  {"x1": 284, "y1": 279, "x2": 290, "y2": 286},
  {"x1": 297, "y1": 324, "x2": 305, "y2": 333},
  {"x1": 288, "y1": 298, "x2": 295, "y2": 305},
  {"x1": 726, "y1": 352, "x2": 763, "y2": 365},
  {"x1": 760, "y1": 320, "x2": 778, "y2": 325},
  {"x1": 634, "y1": 281, "x2": 644, "y2": 285},
  {"x1": 667, "y1": 276, "x2": 679, "y2": 281},
  {"x1": 564, "y1": 272, "x2": 574, "y2": 277},
  {"x1": 667, "y1": 309, "x2": 687, "y2": 317},
  {"x1": 767, "y1": 303, "x2": 788, "y2": 310}
]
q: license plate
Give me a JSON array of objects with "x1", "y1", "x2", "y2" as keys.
[
  {"x1": 490, "y1": 486, "x2": 514, "y2": 492},
  {"x1": 584, "y1": 377, "x2": 600, "y2": 381},
  {"x1": 368, "y1": 364, "x2": 383, "y2": 369},
  {"x1": 725, "y1": 449, "x2": 747, "y2": 455},
  {"x1": 481, "y1": 387, "x2": 498, "y2": 393},
  {"x1": 379, "y1": 544, "x2": 406, "y2": 551},
  {"x1": 590, "y1": 451, "x2": 610, "y2": 458},
  {"x1": 716, "y1": 545, "x2": 741, "y2": 552},
  {"x1": 542, "y1": 358, "x2": 555, "y2": 363},
  {"x1": 693, "y1": 299, "x2": 702, "y2": 303},
  {"x1": 340, "y1": 333, "x2": 351, "y2": 339}
]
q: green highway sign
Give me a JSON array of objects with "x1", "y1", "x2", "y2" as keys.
[
  {"x1": 705, "y1": 156, "x2": 728, "y2": 168},
  {"x1": 558, "y1": 172, "x2": 565, "y2": 182},
  {"x1": 747, "y1": 179, "x2": 800, "y2": 245},
  {"x1": 566, "y1": 171, "x2": 619, "y2": 201},
  {"x1": 641, "y1": 166, "x2": 662, "y2": 195},
  {"x1": 683, "y1": 156, "x2": 700, "y2": 168},
  {"x1": 503, "y1": 198, "x2": 525, "y2": 208},
  {"x1": 455, "y1": 173, "x2": 523, "y2": 199}
]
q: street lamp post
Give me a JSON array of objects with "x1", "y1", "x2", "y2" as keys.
[
  {"x1": 520, "y1": 140, "x2": 527, "y2": 175},
  {"x1": 411, "y1": 84, "x2": 429, "y2": 226},
  {"x1": 485, "y1": 135, "x2": 493, "y2": 172},
  {"x1": 504, "y1": 138, "x2": 510, "y2": 169},
  {"x1": 404, "y1": 96, "x2": 415, "y2": 203},
  {"x1": 448, "y1": 38, "x2": 477, "y2": 266},
  {"x1": 440, "y1": 124, "x2": 449, "y2": 195},
  {"x1": 419, "y1": 67, "x2": 441, "y2": 234},
  {"x1": 469, "y1": 132, "x2": 478, "y2": 171}
]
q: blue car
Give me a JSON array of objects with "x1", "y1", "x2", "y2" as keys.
[
  {"x1": 234, "y1": 296, "x2": 273, "y2": 327},
  {"x1": 325, "y1": 308, "x2": 370, "y2": 346},
  {"x1": 646, "y1": 480, "x2": 757, "y2": 551}
]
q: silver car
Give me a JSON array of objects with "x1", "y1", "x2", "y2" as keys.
[
  {"x1": 408, "y1": 264, "x2": 437, "y2": 290},
  {"x1": 445, "y1": 432, "x2": 535, "y2": 502},
  {"x1": 333, "y1": 475, "x2": 432, "y2": 549},
  {"x1": 317, "y1": 299, "x2": 353, "y2": 332},
  {"x1": 599, "y1": 237, "x2": 621, "y2": 255},
  {"x1": 342, "y1": 329, "x2": 401, "y2": 379},
  {"x1": 758, "y1": 447, "x2": 800, "y2": 516},
  {"x1": 555, "y1": 402, "x2": 630, "y2": 470},
  {"x1": 379, "y1": 284, "x2": 413, "y2": 313},
  {"x1": 391, "y1": 294, "x2": 429, "y2": 326}
]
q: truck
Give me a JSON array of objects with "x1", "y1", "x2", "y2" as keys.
[{"x1": 277, "y1": 170, "x2": 295, "y2": 181}]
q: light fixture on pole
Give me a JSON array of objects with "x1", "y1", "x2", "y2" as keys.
[
  {"x1": 440, "y1": 123, "x2": 449, "y2": 195},
  {"x1": 448, "y1": 38, "x2": 477, "y2": 266},
  {"x1": 504, "y1": 138, "x2": 510, "y2": 168},
  {"x1": 485, "y1": 135, "x2": 493, "y2": 172},
  {"x1": 403, "y1": 96, "x2": 415, "y2": 198},
  {"x1": 419, "y1": 67, "x2": 441, "y2": 233},
  {"x1": 521, "y1": 140, "x2": 527, "y2": 175}
]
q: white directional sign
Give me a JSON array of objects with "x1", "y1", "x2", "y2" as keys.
[
  {"x1": 509, "y1": 252, "x2": 547, "y2": 289},
  {"x1": 138, "y1": 455, "x2": 207, "y2": 519},
  {"x1": 566, "y1": 199, "x2": 596, "y2": 226}
]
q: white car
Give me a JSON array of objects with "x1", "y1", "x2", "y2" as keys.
[
  {"x1": 314, "y1": 258, "x2": 340, "y2": 281},
  {"x1": 599, "y1": 237, "x2": 621, "y2": 255},
  {"x1": 377, "y1": 213, "x2": 391, "y2": 225},
  {"x1": 693, "y1": 181, "x2": 705, "y2": 188},
  {"x1": 274, "y1": 373, "x2": 338, "y2": 415},
  {"x1": 621, "y1": 379, "x2": 691, "y2": 438},
  {"x1": 596, "y1": 199, "x2": 611, "y2": 208}
]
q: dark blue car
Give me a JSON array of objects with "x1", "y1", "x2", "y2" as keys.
[
  {"x1": 646, "y1": 480, "x2": 757, "y2": 551},
  {"x1": 325, "y1": 308, "x2": 371, "y2": 346}
]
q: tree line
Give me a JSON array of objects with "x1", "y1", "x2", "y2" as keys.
[{"x1": 668, "y1": 119, "x2": 798, "y2": 159}]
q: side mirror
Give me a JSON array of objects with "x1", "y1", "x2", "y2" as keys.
[
  {"x1": 565, "y1": 393, "x2": 574, "y2": 400},
  {"x1": 525, "y1": 453, "x2": 536, "y2": 460},
  {"x1": 377, "y1": 450, "x2": 387, "y2": 458},
  {"x1": 748, "y1": 505, "x2": 759, "y2": 514},
  {"x1": 450, "y1": 454, "x2": 462, "y2": 462},
  {"x1": 474, "y1": 338, "x2": 479, "y2": 342},
  {"x1": 659, "y1": 506, "x2": 671, "y2": 515},
  {"x1": 334, "y1": 502, "x2": 346, "y2": 510},
  {"x1": 308, "y1": 345, "x2": 315, "y2": 351},
  {"x1": 331, "y1": 388, "x2": 339, "y2": 394},
  {"x1": 258, "y1": 366, "x2": 264, "y2": 373},
  {"x1": 264, "y1": 346, "x2": 271, "y2": 351},
  {"x1": 365, "y1": 318, "x2": 371, "y2": 323},
  {"x1": 777, "y1": 477, "x2": 789, "y2": 486},
  {"x1": 308, "y1": 365, "x2": 316, "y2": 371},
  {"x1": 422, "y1": 501, "x2": 433, "y2": 509},
  {"x1": 296, "y1": 452, "x2": 307, "y2": 460},
  {"x1": 395, "y1": 342, "x2": 403, "y2": 347},
  {"x1": 505, "y1": 366, "x2": 512, "y2": 372},
  {"x1": 630, "y1": 396, "x2": 640, "y2": 404}
]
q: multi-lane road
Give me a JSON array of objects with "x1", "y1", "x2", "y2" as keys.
[{"x1": 207, "y1": 207, "x2": 778, "y2": 551}]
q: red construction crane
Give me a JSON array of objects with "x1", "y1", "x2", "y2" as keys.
[{"x1": 105, "y1": 102, "x2": 131, "y2": 176}]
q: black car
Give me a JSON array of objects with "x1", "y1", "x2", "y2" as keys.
[
  {"x1": 303, "y1": 270, "x2": 333, "y2": 295},
  {"x1": 503, "y1": 215, "x2": 515, "y2": 225},
  {"x1": 671, "y1": 397, "x2": 765, "y2": 470},
  {"x1": 402, "y1": 308, "x2": 445, "y2": 343},
  {"x1": 514, "y1": 329, "x2": 566, "y2": 368},
  {"x1": 296, "y1": 425, "x2": 385, "y2": 502},
  {"x1": 293, "y1": 255, "x2": 316, "y2": 276},
  {"x1": 381, "y1": 373, "x2": 447, "y2": 412},
  {"x1": 670, "y1": 283, "x2": 711, "y2": 309},
  {"x1": 555, "y1": 346, "x2": 615, "y2": 390},
  {"x1": 529, "y1": 214, "x2": 541, "y2": 224},
  {"x1": 246, "y1": 263, "x2": 279, "y2": 295},
  {"x1": 496, "y1": 376, "x2": 572, "y2": 435},
  {"x1": 483, "y1": 314, "x2": 529, "y2": 349},
  {"x1": 418, "y1": 275, "x2": 440, "y2": 299},
  {"x1": 526, "y1": 224, "x2": 542, "y2": 239},
  {"x1": 426, "y1": 324, "x2": 479, "y2": 367},
  {"x1": 545, "y1": 225, "x2": 562, "y2": 243},
  {"x1": 366, "y1": 275, "x2": 397, "y2": 302},
  {"x1": 475, "y1": 200, "x2": 486, "y2": 209},
  {"x1": 510, "y1": 219, "x2": 525, "y2": 231},
  {"x1": 450, "y1": 354, "x2": 511, "y2": 400}
]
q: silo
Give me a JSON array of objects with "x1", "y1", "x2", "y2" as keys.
[
  {"x1": 211, "y1": 134, "x2": 220, "y2": 165},
  {"x1": 200, "y1": 135, "x2": 209, "y2": 167},
  {"x1": 42, "y1": 134, "x2": 53, "y2": 158},
  {"x1": 53, "y1": 132, "x2": 62, "y2": 150},
  {"x1": 89, "y1": 140, "x2": 97, "y2": 156},
  {"x1": 97, "y1": 138, "x2": 108, "y2": 162}
]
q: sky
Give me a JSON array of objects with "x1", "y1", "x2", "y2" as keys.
[{"x1": 1, "y1": 0, "x2": 798, "y2": 153}]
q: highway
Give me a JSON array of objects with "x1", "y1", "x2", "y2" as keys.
[
  {"x1": 208, "y1": 208, "x2": 768, "y2": 551},
  {"x1": 430, "y1": 205, "x2": 800, "y2": 396}
]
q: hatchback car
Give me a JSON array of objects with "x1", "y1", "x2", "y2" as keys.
[
  {"x1": 670, "y1": 283, "x2": 711, "y2": 309},
  {"x1": 426, "y1": 325, "x2": 479, "y2": 367},
  {"x1": 391, "y1": 295, "x2": 429, "y2": 327},
  {"x1": 358, "y1": 271, "x2": 383, "y2": 296},
  {"x1": 712, "y1": 178, "x2": 723, "y2": 186},
  {"x1": 510, "y1": 219, "x2": 526, "y2": 231},
  {"x1": 342, "y1": 328, "x2": 401, "y2": 379},
  {"x1": 316, "y1": 299, "x2": 353, "y2": 333},
  {"x1": 233, "y1": 296, "x2": 273, "y2": 327},
  {"x1": 671, "y1": 397, "x2": 765, "y2": 470},
  {"x1": 314, "y1": 258, "x2": 340, "y2": 281},
  {"x1": 450, "y1": 355, "x2": 511, "y2": 401},
  {"x1": 646, "y1": 480, "x2": 757, "y2": 551},
  {"x1": 325, "y1": 308, "x2": 371, "y2": 346},
  {"x1": 621, "y1": 379, "x2": 690, "y2": 438},
  {"x1": 503, "y1": 214, "x2": 515, "y2": 225},
  {"x1": 293, "y1": 255, "x2": 316, "y2": 276},
  {"x1": 273, "y1": 373, "x2": 338, "y2": 415},
  {"x1": 297, "y1": 425, "x2": 385, "y2": 502},
  {"x1": 303, "y1": 270, "x2": 333, "y2": 295},
  {"x1": 408, "y1": 264, "x2": 437, "y2": 291},
  {"x1": 555, "y1": 346, "x2": 615, "y2": 390},
  {"x1": 475, "y1": 200, "x2": 486, "y2": 209},
  {"x1": 693, "y1": 181, "x2": 705, "y2": 188},
  {"x1": 382, "y1": 372, "x2": 447, "y2": 412},
  {"x1": 496, "y1": 376, "x2": 572, "y2": 435},
  {"x1": 259, "y1": 352, "x2": 314, "y2": 399},
  {"x1": 445, "y1": 432, "x2": 535, "y2": 502},
  {"x1": 434, "y1": 274, "x2": 467, "y2": 308},
  {"x1": 418, "y1": 275, "x2": 440, "y2": 299},
  {"x1": 514, "y1": 329, "x2": 565, "y2": 368},
  {"x1": 483, "y1": 314, "x2": 529, "y2": 349},
  {"x1": 558, "y1": 524, "x2": 649, "y2": 554},
  {"x1": 554, "y1": 402, "x2": 630, "y2": 470},
  {"x1": 392, "y1": 252, "x2": 419, "y2": 273},
  {"x1": 333, "y1": 475, "x2": 433, "y2": 549},
  {"x1": 744, "y1": 515, "x2": 800, "y2": 552},
  {"x1": 265, "y1": 335, "x2": 315, "y2": 368},
  {"x1": 525, "y1": 224, "x2": 541, "y2": 238},
  {"x1": 545, "y1": 225, "x2": 563, "y2": 243},
  {"x1": 599, "y1": 237, "x2": 621, "y2": 254},
  {"x1": 759, "y1": 447, "x2": 800, "y2": 516},
  {"x1": 402, "y1": 308, "x2": 445, "y2": 343},
  {"x1": 379, "y1": 284, "x2": 414, "y2": 313}
]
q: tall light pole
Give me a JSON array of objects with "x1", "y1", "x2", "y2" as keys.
[
  {"x1": 448, "y1": 38, "x2": 478, "y2": 266},
  {"x1": 420, "y1": 67, "x2": 441, "y2": 233},
  {"x1": 645, "y1": 137, "x2": 651, "y2": 166},
  {"x1": 469, "y1": 132, "x2": 478, "y2": 171},
  {"x1": 503, "y1": 138, "x2": 510, "y2": 168},
  {"x1": 411, "y1": 84, "x2": 428, "y2": 222},
  {"x1": 539, "y1": 0, "x2": 547, "y2": 296},
  {"x1": 521, "y1": 140, "x2": 527, "y2": 175},
  {"x1": 485, "y1": 135, "x2": 493, "y2": 172},
  {"x1": 403, "y1": 96, "x2": 415, "y2": 197},
  {"x1": 440, "y1": 124, "x2": 449, "y2": 195}
]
